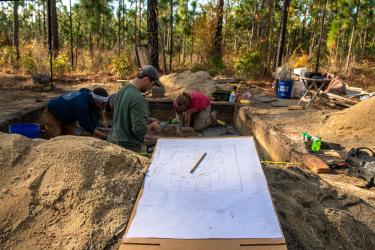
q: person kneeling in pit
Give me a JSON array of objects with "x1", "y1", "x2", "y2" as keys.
[
  {"x1": 173, "y1": 90, "x2": 217, "y2": 132},
  {"x1": 42, "y1": 87, "x2": 109, "y2": 139},
  {"x1": 108, "y1": 65, "x2": 162, "y2": 152}
]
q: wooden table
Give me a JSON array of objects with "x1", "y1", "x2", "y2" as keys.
[{"x1": 297, "y1": 76, "x2": 331, "y2": 109}]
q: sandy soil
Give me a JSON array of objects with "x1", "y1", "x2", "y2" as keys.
[
  {"x1": 312, "y1": 97, "x2": 375, "y2": 148},
  {"x1": 1, "y1": 72, "x2": 375, "y2": 249},
  {"x1": 160, "y1": 71, "x2": 223, "y2": 97},
  {"x1": 0, "y1": 133, "x2": 149, "y2": 249},
  {"x1": 265, "y1": 164, "x2": 375, "y2": 250},
  {"x1": 274, "y1": 102, "x2": 375, "y2": 151},
  {"x1": 242, "y1": 95, "x2": 375, "y2": 151},
  {"x1": 0, "y1": 90, "x2": 57, "y2": 131},
  {"x1": 0, "y1": 73, "x2": 122, "y2": 132}
]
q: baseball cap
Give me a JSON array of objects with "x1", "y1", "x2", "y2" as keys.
[{"x1": 139, "y1": 65, "x2": 163, "y2": 87}]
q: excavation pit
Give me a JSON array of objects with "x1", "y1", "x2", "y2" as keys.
[{"x1": 1, "y1": 92, "x2": 375, "y2": 250}]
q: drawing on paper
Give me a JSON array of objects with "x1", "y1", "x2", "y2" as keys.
[{"x1": 147, "y1": 144, "x2": 244, "y2": 192}]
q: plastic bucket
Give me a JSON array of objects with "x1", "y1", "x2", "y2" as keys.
[
  {"x1": 9, "y1": 123, "x2": 40, "y2": 138},
  {"x1": 277, "y1": 80, "x2": 293, "y2": 99}
]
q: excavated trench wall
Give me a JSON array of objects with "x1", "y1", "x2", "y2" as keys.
[
  {"x1": 234, "y1": 106, "x2": 301, "y2": 162},
  {"x1": 0, "y1": 106, "x2": 44, "y2": 132},
  {"x1": 147, "y1": 98, "x2": 236, "y2": 125},
  {"x1": 148, "y1": 100, "x2": 299, "y2": 162},
  {"x1": 0, "y1": 100, "x2": 295, "y2": 162}
]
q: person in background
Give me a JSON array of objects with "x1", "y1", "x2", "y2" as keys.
[
  {"x1": 108, "y1": 65, "x2": 162, "y2": 152},
  {"x1": 42, "y1": 87, "x2": 109, "y2": 139},
  {"x1": 173, "y1": 90, "x2": 217, "y2": 132}
]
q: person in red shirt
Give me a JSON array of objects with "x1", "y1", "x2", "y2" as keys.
[{"x1": 173, "y1": 90, "x2": 217, "y2": 131}]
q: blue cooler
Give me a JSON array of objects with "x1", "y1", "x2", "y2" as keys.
[
  {"x1": 277, "y1": 80, "x2": 293, "y2": 99},
  {"x1": 9, "y1": 123, "x2": 41, "y2": 138}
]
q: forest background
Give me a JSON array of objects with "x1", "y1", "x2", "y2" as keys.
[{"x1": 0, "y1": 0, "x2": 374, "y2": 89}]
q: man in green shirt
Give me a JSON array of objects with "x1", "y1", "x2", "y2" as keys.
[{"x1": 108, "y1": 65, "x2": 162, "y2": 152}]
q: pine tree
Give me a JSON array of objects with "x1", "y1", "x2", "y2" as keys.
[{"x1": 148, "y1": 0, "x2": 159, "y2": 69}]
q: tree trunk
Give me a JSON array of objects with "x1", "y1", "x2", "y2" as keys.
[
  {"x1": 361, "y1": 10, "x2": 370, "y2": 56},
  {"x1": 190, "y1": 4, "x2": 196, "y2": 64},
  {"x1": 309, "y1": 2, "x2": 321, "y2": 56},
  {"x1": 89, "y1": 30, "x2": 93, "y2": 62},
  {"x1": 148, "y1": 0, "x2": 159, "y2": 69},
  {"x1": 89, "y1": 2, "x2": 94, "y2": 63},
  {"x1": 42, "y1": 0, "x2": 47, "y2": 44},
  {"x1": 285, "y1": 22, "x2": 292, "y2": 56},
  {"x1": 339, "y1": 29, "x2": 350, "y2": 64},
  {"x1": 267, "y1": 0, "x2": 275, "y2": 70},
  {"x1": 118, "y1": 0, "x2": 122, "y2": 55},
  {"x1": 122, "y1": 0, "x2": 126, "y2": 45},
  {"x1": 213, "y1": 0, "x2": 224, "y2": 59},
  {"x1": 169, "y1": 0, "x2": 173, "y2": 72},
  {"x1": 183, "y1": 0, "x2": 189, "y2": 64},
  {"x1": 191, "y1": 36, "x2": 195, "y2": 64},
  {"x1": 345, "y1": 0, "x2": 361, "y2": 74},
  {"x1": 249, "y1": 0, "x2": 257, "y2": 50},
  {"x1": 161, "y1": 28, "x2": 167, "y2": 73},
  {"x1": 178, "y1": 34, "x2": 181, "y2": 64},
  {"x1": 36, "y1": 2, "x2": 42, "y2": 39},
  {"x1": 75, "y1": 13, "x2": 81, "y2": 70},
  {"x1": 335, "y1": 29, "x2": 341, "y2": 63},
  {"x1": 275, "y1": 0, "x2": 290, "y2": 68},
  {"x1": 69, "y1": 0, "x2": 74, "y2": 69},
  {"x1": 139, "y1": 0, "x2": 142, "y2": 43},
  {"x1": 300, "y1": 7, "x2": 307, "y2": 51},
  {"x1": 101, "y1": 12, "x2": 105, "y2": 51},
  {"x1": 50, "y1": 0, "x2": 59, "y2": 54},
  {"x1": 315, "y1": 0, "x2": 328, "y2": 72},
  {"x1": 261, "y1": 0, "x2": 271, "y2": 39},
  {"x1": 13, "y1": 1, "x2": 20, "y2": 62},
  {"x1": 258, "y1": 0, "x2": 268, "y2": 38},
  {"x1": 47, "y1": 0, "x2": 53, "y2": 88},
  {"x1": 291, "y1": 27, "x2": 298, "y2": 55},
  {"x1": 135, "y1": 0, "x2": 138, "y2": 44},
  {"x1": 190, "y1": 25, "x2": 195, "y2": 64},
  {"x1": 183, "y1": 34, "x2": 187, "y2": 64}
]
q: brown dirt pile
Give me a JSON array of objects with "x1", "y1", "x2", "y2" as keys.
[
  {"x1": 313, "y1": 97, "x2": 375, "y2": 146},
  {"x1": 160, "y1": 71, "x2": 222, "y2": 97},
  {"x1": 0, "y1": 133, "x2": 149, "y2": 249},
  {"x1": 265, "y1": 165, "x2": 375, "y2": 250}
]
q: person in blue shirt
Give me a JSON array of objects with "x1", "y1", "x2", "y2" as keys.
[{"x1": 42, "y1": 87, "x2": 109, "y2": 139}]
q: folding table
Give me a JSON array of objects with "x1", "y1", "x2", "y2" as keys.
[{"x1": 297, "y1": 76, "x2": 331, "y2": 109}]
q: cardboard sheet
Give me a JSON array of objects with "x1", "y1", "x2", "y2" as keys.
[{"x1": 125, "y1": 137, "x2": 283, "y2": 240}]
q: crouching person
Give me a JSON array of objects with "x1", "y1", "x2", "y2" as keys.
[
  {"x1": 173, "y1": 91, "x2": 217, "y2": 132},
  {"x1": 42, "y1": 87, "x2": 109, "y2": 139},
  {"x1": 108, "y1": 65, "x2": 162, "y2": 152}
]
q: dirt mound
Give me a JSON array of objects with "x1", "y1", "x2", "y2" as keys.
[
  {"x1": 265, "y1": 165, "x2": 375, "y2": 250},
  {"x1": 314, "y1": 97, "x2": 375, "y2": 146},
  {"x1": 0, "y1": 133, "x2": 149, "y2": 249},
  {"x1": 160, "y1": 71, "x2": 222, "y2": 97}
]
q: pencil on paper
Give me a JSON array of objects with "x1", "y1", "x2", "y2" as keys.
[{"x1": 190, "y1": 152, "x2": 207, "y2": 173}]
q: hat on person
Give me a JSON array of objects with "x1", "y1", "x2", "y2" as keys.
[{"x1": 139, "y1": 65, "x2": 163, "y2": 87}]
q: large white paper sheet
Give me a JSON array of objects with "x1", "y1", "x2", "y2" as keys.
[{"x1": 125, "y1": 137, "x2": 283, "y2": 239}]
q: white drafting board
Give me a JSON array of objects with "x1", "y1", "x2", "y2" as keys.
[{"x1": 125, "y1": 137, "x2": 283, "y2": 239}]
